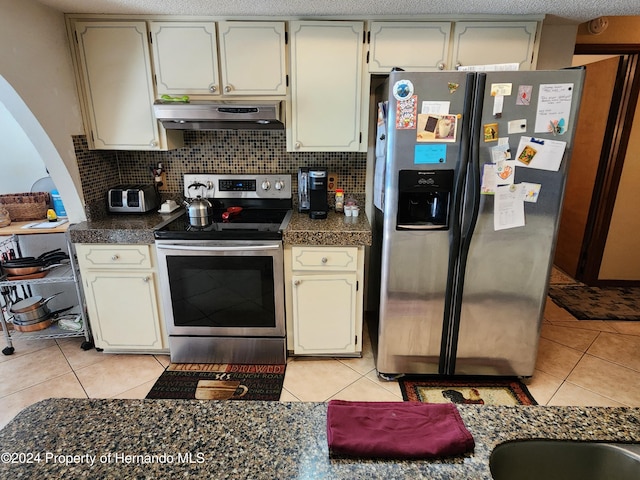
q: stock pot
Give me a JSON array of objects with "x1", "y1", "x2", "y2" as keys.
[{"x1": 10, "y1": 293, "x2": 59, "y2": 322}]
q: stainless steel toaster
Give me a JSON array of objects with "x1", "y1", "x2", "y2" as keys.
[{"x1": 107, "y1": 185, "x2": 160, "y2": 213}]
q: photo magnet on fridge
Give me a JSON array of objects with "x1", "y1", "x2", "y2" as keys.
[
  {"x1": 417, "y1": 114, "x2": 458, "y2": 142},
  {"x1": 484, "y1": 123, "x2": 499, "y2": 142}
]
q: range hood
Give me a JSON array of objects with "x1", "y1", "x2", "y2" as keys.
[{"x1": 153, "y1": 100, "x2": 284, "y2": 130}]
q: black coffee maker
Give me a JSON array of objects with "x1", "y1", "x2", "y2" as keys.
[{"x1": 308, "y1": 169, "x2": 328, "y2": 219}]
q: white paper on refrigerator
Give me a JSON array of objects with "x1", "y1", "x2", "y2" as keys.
[
  {"x1": 494, "y1": 184, "x2": 525, "y2": 231},
  {"x1": 534, "y1": 83, "x2": 574, "y2": 135},
  {"x1": 515, "y1": 136, "x2": 567, "y2": 172}
]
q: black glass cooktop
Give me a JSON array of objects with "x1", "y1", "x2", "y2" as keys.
[{"x1": 154, "y1": 209, "x2": 291, "y2": 241}]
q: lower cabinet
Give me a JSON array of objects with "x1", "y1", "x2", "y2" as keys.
[
  {"x1": 285, "y1": 245, "x2": 364, "y2": 356},
  {"x1": 76, "y1": 244, "x2": 167, "y2": 352}
]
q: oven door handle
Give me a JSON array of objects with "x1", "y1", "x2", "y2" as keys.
[{"x1": 156, "y1": 244, "x2": 281, "y2": 252}]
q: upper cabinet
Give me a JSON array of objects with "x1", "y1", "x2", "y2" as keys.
[
  {"x1": 218, "y1": 22, "x2": 287, "y2": 96},
  {"x1": 73, "y1": 21, "x2": 182, "y2": 150},
  {"x1": 150, "y1": 21, "x2": 287, "y2": 96},
  {"x1": 451, "y1": 22, "x2": 539, "y2": 71},
  {"x1": 149, "y1": 22, "x2": 219, "y2": 95},
  {"x1": 288, "y1": 21, "x2": 368, "y2": 152},
  {"x1": 369, "y1": 22, "x2": 452, "y2": 73},
  {"x1": 369, "y1": 21, "x2": 538, "y2": 73},
  {"x1": 69, "y1": 16, "x2": 540, "y2": 151}
]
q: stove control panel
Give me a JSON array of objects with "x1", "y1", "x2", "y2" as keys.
[{"x1": 184, "y1": 174, "x2": 291, "y2": 199}]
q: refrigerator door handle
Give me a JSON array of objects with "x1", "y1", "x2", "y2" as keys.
[
  {"x1": 442, "y1": 72, "x2": 488, "y2": 375},
  {"x1": 439, "y1": 72, "x2": 477, "y2": 374},
  {"x1": 461, "y1": 72, "x2": 486, "y2": 244}
]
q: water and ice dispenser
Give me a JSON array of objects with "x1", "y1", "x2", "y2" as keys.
[{"x1": 396, "y1": 170, "x2": 453, "y2": 230}]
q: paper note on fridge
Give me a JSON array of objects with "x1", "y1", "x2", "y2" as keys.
[
  {"x1": 534, "y1": 83, "x2": 574, "y2": 135},
  {"x1": 494, "y1": 184, "x2": 525, "y2": 231},
  {"x1": 515, "y1": 136, "x2": 566, "y2": 171}
]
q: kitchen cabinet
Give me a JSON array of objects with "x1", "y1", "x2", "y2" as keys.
[
  {"x1": 451, "y1": 22, "x2": 539, "y2": 71},
  {"x1": 368, "y1": 22, "x2": 452, "y2": 72},
  {"x1": 73, "y1": 20, "x2": 182, "y2": 150},
  {"x1": 75, "y1": 244, "x2": 167, "y2": 353},
  {"x1": 288, "y1": 21, "x2": 368, "y2": 152},
  {"x1": 286, "y1": 245, "x2": 364, "y2": 356},
  {"x1": 150, "y1": 21, "x2": 287, "y2": 96}
]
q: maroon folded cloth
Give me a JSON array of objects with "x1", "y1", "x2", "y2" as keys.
[{"x1": 326, "y1": 400, "x2": 475, "y2": 458}]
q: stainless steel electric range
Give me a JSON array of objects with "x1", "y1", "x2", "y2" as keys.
[{"x1": 154, "y1": 173, "x2": 292, "y2": 364}]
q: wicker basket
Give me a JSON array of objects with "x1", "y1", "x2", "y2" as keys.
[
  {"x1": 0, "y1": 206, "x2": 10, "y2": 227},
  {"x1": 0, "y1": 192, "x2": 50, "y2": 221}
]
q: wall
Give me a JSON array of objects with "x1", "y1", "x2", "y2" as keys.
[
  {"x1": 576, "y1": 16, "x2": 640, "y2": 44},
  {"x1": 0, "y1": 0, "x2": 85, "y2": 223},
  {"x1": 536, "y1": 17, "x2": 580, "y2": 69},
  {"x1": 0, "y1": 102, "x2": 48, "y2": 193},
  {"x1": 74, "y1": 131, "x2": 367, "y2": 219}
]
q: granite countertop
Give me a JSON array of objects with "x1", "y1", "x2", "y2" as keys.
[
  {"x1": 68, "y1": 210, "x2": 183, "y2": 244},
  {"x1": 68, "y1": 210, "x2": 372, "y2": 246},
  {"x1": 0, "y1": 399, "x2": 637, "y2": 479},
  {"x1": 283, "y1": 211, "x2": 372, "y2": 246}
]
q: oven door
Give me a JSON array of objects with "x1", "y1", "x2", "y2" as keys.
[{"x1": 155, "y1": 240, "x2": 285, "y2": 337}]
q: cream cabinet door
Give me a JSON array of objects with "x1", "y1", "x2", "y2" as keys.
[
  {"x1": 288, "y1": 21, "x2": 366, "y2": 152},
  {"x1": 292, "y1": 273, "x2": 358, "y2": 355},
  {"x1": 150, "y1": 22, "x2": 219, "y2": 95},
  {"x1": 451, "y1": 22, "x2": 539, "y2": 71},
  {"x1": 74, "y1": 21, "x2": 171, "y2": 150},
  {"x1": 369, "y1": 22, "x2": 452, "y2": 73},
  {"x1": 218, "y1": 21, "x2": 287, "y2": 95},
  {"x1": 82, "y1": 270, "x2": 165, "y2": 351}
]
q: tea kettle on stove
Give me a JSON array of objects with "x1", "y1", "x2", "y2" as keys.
[{"x1": 184, "y1": 182, "x2": 214, "y2": 227}]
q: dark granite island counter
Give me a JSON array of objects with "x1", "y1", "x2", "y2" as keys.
[{"x1": 0, "y1": 399, "x2": 637, "y2": 479}]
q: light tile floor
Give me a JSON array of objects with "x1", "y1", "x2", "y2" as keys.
[{"x1": 1, "y1": 288, "x2": 639, "y2": 429}]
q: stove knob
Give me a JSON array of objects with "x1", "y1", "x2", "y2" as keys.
[
  {"x1": 274, "y1": 180, "x2": 284, "y2": 191},
  {"x1": 261, "y1": 180, "x2": 271, "y2": 191}
]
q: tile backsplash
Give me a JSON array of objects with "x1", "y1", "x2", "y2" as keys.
[{"x1": 74, "y1": 131, "x2": 366, "y2": 220}]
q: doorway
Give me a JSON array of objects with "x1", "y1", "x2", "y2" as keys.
[{"x1": 554, "y1": 52, "x2": 640, "y2": 285}]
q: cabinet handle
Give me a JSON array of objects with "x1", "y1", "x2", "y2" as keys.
[
  {"x1": 143, "y1": 276, "x2": 149, "y2": 283},
  {"x1": 224, "y1": 85, "x2": 232, "y2": 93},
  {"x1": 209, "y1": 83, "x2": 217, "y2": 93},
  {"x1": 294, "y1": 280, "x2": 301, "y2": 286},
  {"x1": 149, "y1": 140, "x2": 158, "y2": 148},
  {"x1": 437, "y1": 62, "x2": 445, "y2": 70},
  {"x1": 294, "y1": 142, "x2": 301, "y2": 150},
  {"x1": 111, "y1": 255, "x2": 119, "y2": 261},
  {"x1": 321, "y1": 257, "x2": 328, "y2": 264}
]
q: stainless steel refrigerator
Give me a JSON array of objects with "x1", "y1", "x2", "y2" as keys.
[{"x1": 371, "y1": 69, "x2": 584, "y2": 377}]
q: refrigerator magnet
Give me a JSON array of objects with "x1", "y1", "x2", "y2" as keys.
[
  {"x1": 521, "y1": 182, "x2": 541, "y2": 203},
  {"x1": 484, "y1": 123, "x2": 499, "y2": 142},
  {"x1": 496, "y1": 160, "x2": 516, "y2": 185},
  {"x1": 414, "y1": 144, "x2": 447, "y2": 164},
  {"x1": 491, "y1": 143, "x2": 512, "y2": 163},
  {"x1": 508, "y1": 119, "x2": 528, "y2": 134},
  {"x1": 416, "y1": 114, "x2": 457, "y2": 142},
  {"x1": 395, "y1": 95, "x2": 417, "y2": 129},
  {"x1": 517, "y1": 85, "x2": 533, "y2": 105},
  {"x1": 491, "y1": 83, "x2": 513, "y2": 97},
  {"x1": 393, "y1": 79, "x2": 414, "y2": 101}
]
